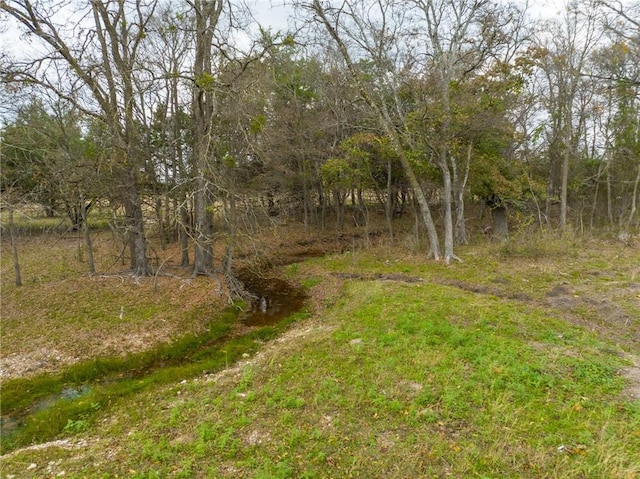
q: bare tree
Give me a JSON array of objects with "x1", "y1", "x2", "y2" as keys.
[
  {"x1": 599, "y1": 0, "x2": 640, "y2": 230},
  {"x1": 536, "y1": 1, "x2": 602, "y2": 233},
  {"x1": 2, "y1": 0, "x2": 158, "y2": 275},
  {"x1": 147, "y1": 6, "x2": 193, "y2": 266},
  {"x1": 187, "y1": 0, "x2": 225, "y2": 275}
]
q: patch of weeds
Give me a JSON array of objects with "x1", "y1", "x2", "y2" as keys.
[
  {"x1": 252, "y1": 459, "x2": 294, "y2": 479},
  {"x1": 63, "y1": 417, "x2": 89, "y2": 434},
  {"x1": 300, "y1": 277, "x2": 322, "y2": 289},
  {"x1": 62, "y1": 401, "x2": 101, "y2": 434},
  {"x1": 497, "y1": 233, "x2": 580, "y2": 260}
]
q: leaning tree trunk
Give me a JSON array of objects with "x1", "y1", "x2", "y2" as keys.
[
  {"x1": 385, "y1": 160, "x2": 394, "y2": 238},
  {"x1": 401, "y1": 152, "x2": 441, "y2": 260}
]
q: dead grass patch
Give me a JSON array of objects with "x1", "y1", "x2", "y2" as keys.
[{"x1": 620, "y1": 354, "x2": 640, "y2": 401}]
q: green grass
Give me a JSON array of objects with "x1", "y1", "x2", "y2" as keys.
[
  {"x1": 1, "y1": 238, "x2": 639, "y2": 478},
  {"x1": 88, "y1": 280, "x2": 635, "y2": 478},
  {"x1": 1, "y1": 208, "x2": 112, "y2": 234}
]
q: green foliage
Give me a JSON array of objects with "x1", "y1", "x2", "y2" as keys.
[
  {"x1": 300, "y1": 277, "x2": 321, "y2": 289},
  {"x1": 195, "y1": 73, "x2": 215, "y2": 90},
  {"x1": 249, "y1": 113, "x2": 267, "y2": 135},
  {"x1": 470, "y1": 153, "x2": 526, "y2": 203},
  {"x1": 63, "y1": 417, "x2": 90, "y2": 434},
  {"x1": 0, "y1": 100, "x2": 102, "y2": 219},
  {"x1": 321, "y1": 132, "x2": 400, "y2": 193},
  {"x1": 320, "y1": 158, "x2": 356, "y2": 190}
]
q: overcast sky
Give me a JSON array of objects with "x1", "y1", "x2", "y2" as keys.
[
  {"x1": 0, "y1": 0, "x2": 570, "y2": 51},
  {"x1": 249, "y1": 0, "x2": 569, "y2": 31}
]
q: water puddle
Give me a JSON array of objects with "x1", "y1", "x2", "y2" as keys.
[
  {"x1": 239, "y1": 270, "x2": 307, "y2": 327},
  {"x1": 34, "y1": 386, "x2": 93, "y2": 412}
]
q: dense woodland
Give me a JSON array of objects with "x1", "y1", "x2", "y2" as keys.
[{"x1": 1, "y1": 0, "x2": 639, "y2": 278}]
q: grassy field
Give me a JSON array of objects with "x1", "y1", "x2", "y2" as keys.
[{"x1": 1, "y1": 227, "x2": 639, "y2": 478}]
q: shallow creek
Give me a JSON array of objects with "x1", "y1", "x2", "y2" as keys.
[{"x1": 0, "y1": 270, "x2": 308, "y2": 446}]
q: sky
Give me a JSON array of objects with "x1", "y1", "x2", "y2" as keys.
[
  {"x1": 250, "y1": 0, "x2": 570, "y2": 28},
  {"x1": 0, "y1": 0, "x2": 569, "y2": 53}
]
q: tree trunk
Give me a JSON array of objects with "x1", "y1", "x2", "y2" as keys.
[
  {"x1": 221, "y1": 193, "x2": 237, "y2": 275},
  {"x1": 441, "y1": 159, "x2": 455, "y2": 264},
  {"x1": 334, "y1": 190, "x2": 345, "y2": 231},
  {"x1": 606, "y1": 166, "x2": 613, "y2": 225},
  {"x1": 627, "y1": 163, "x2": 640, "y2": 230},
  {"x1": 385, "y1": 160, "x2": 394, "y2": 238},
  {"x1": 590, "y1": 160, "x2": 604, "y2": 229},
  {"x1": 559, "y1": 110, "x2": 571, "y2": 232},
  {"x1": 453, "y1": 144, "x2": 471, "y2": 246},
  {"x1": 9, "y1": 207, "x2": 22, "y2": 287},
  {"x1": 492, "y1": 206, "x2": 509, "y2": 241},
  {"x1": 193, "y1": 175, "x2": 215, "y2": 275},
  {"x1": 179, "y1": 199, "x2": 190, "y2": 267},
  {"x1": 122, "y1": 169, "x2": 151, "y2": 276},
  {"x1": 402, "y1": 153, "x2": 441, "y2": 260},
  {"x1": 302, "y1": 159, "x2": 310, "y2": 231},
  {"x1": 155, "y1": 197, "x2": 165, "y2": 249},
  {"x1": 318, "y1": 183, "x2": 327, "y2": 232},
  {"x1": 191, "y1": 0, "x2": 223, "y2": 276},
  {"x1": 81, "y1": 196, "x2": 95, "y2": 274},
  {"x1": 356, "y1": 188, "x2": 367, "y2": 228}
]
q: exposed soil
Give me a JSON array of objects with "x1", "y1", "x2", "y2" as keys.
[
  {"x1": 331, "y1": 272, "x2": 424, "y2": 283},
  {"x1": 434, "y1": 277, "x2": 640, "y2": 352},
  {"x1": 620, "y1": 354, "x2": 640, "y2": 401}
]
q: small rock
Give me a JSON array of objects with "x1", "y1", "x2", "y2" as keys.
[
  {"x1": 349, "y1": 338, "x2": 363, "y2": 346},
  {"x1": 27, "y1": 463, "x2": 38, "y2": 470}
]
